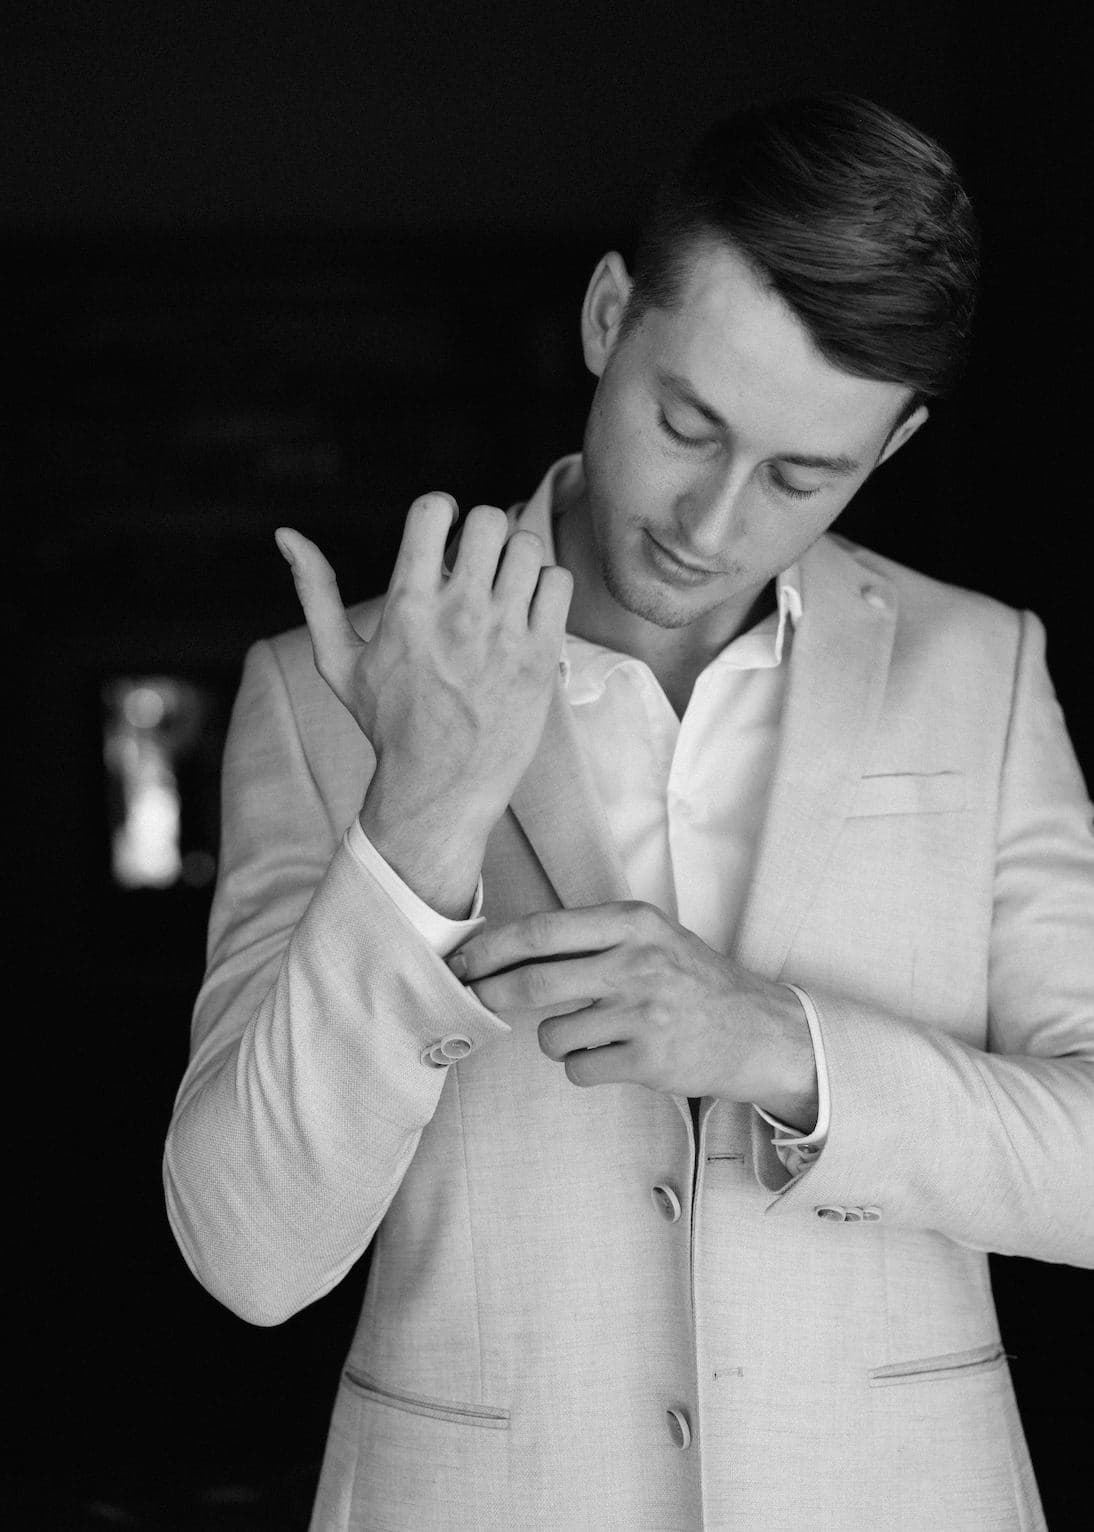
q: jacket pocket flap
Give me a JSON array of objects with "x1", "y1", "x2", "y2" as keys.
[
  {"x1": 869, "y1": 1340, "x2": 1006, "y2": 1386},
  {"x1": 343, "y1": 1368, "x2": 510, "y2": 1428},
  {"x1": 849, "y1": 771, "x2": 967, "y2": 817}
]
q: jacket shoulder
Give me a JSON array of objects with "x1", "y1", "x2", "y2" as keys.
[{"x1": 824, "y1": 532, "x2": 1025, "y2": 654}]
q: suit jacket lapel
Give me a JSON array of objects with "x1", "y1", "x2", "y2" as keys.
[
  {"x1": 508, "y1": 679, "x2": 632, "y2": 910},
  {"x1": 732, "y1": 534, "x2": 897, "y2": 979},
  {"x1": 498, "y1": 482, "x2": 633, "y2": 911}
]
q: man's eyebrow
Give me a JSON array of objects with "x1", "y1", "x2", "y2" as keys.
[
  {"x1": 778, "y1": 449, "x2": 861, "y2": 475},
  {"x1": 656, "y1": 369, "x2": 862, "y2": 475}
]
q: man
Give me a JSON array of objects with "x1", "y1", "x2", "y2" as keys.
[{"x1": 164, "y1": 94, "x2": 1093, "y2": 1529}]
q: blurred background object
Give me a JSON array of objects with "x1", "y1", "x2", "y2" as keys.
[{"x1": 5, "y1": 1, "x2": 1091, "y2": 1525}]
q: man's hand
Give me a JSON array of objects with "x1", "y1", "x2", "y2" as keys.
[
  {"x1": 275, "y1": 496, "x2": 572, "y2": 917},
  {"x1": 448, "y1": 902, "x2": 819, "y2": 1127}
]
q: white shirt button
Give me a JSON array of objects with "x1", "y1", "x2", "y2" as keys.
[
  {"x1": 666, "y1": 1406, "x2": 692, "y2": 1449},
  {"x1": 860, "y1": 584, "x2": 888, "y2": 611}
]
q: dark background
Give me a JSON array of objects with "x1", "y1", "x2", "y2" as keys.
[{"x1": 7, "y1": 2, "x2": 1092, "y2": 1526}]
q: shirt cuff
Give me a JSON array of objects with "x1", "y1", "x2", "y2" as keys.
[
  {"x1": 754, "y1": 983, "x2": 830, "y2": 1177},
  {"x1": 346, "y1": 815, "x2": 486, "y2": 959}
]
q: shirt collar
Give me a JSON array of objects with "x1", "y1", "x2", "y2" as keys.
[{"x1": 514, "y1": 455, "x2": 803, "y2": 701}]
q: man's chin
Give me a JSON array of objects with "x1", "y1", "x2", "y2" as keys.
[{"x1": 601, "y1": 561, "x2": 720, "y2": 631}]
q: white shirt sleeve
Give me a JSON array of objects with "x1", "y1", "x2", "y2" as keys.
[
  {"x1": 754, "y1": 983, "x2": 830, "y2": 1177},
  {"x1": 346, "y1": 815, "x2": 486, "y2": 958}
]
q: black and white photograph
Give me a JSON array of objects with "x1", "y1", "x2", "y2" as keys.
[{"x1": 7, "y1": 2, "x2": 1092, "y2": 1527}]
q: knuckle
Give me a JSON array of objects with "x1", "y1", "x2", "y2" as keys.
[
  {"x1": 638, "y1": 994, "x2": 665, "y2": 1028},
  {"x1": 382, "y1": 586, "x2": 413, "y2": 621},
  {"x1": 636, "y1": 941, "x2": 664, "y2": 979},
  {"x1": 444, "y1": 602, "x2": 478, "y2": 643}
]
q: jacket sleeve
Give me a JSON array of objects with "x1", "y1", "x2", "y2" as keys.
[
  {"x1": 162, "y1": 638, "x2": 509, "y2": 1325},
  {"x1": 754, "y1": 610, "x2": 1094, "y2": 1268}
]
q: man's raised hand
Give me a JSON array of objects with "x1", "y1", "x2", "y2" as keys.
[{"x1": 275, "y1": 494, "x2": 573, "y2": 917}]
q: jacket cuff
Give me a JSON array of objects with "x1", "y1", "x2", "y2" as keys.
[{"x1": 754, "y1": 983, "x2": 830, "y2": 1176}]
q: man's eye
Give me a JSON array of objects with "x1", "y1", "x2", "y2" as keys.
[
  {"x1": 657, "y1": 410, "x2": 708, "y2": 448},
  {"x1": 658, "y1": 409, "x2": 822, "y2": 500},
  {"x1": 769, "y1": 470, "x2": 821, "y2": 502}
]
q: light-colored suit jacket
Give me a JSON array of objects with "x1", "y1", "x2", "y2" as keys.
[{"x1": 164, "y1": 500, "x2": 1094, "y2": 1531}]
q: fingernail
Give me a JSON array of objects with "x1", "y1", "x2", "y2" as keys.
[
  {"x1": 447, "y1": 953, "x2": 468, "y2": 980},
  {"x1": 274, "y1": 532, "x2": 296, "y2": 568}
]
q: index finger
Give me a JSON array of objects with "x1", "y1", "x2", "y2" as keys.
[
  {"x1": 449, "y1": 903, "x2": 637, "y2": 981},
  {"x1": 389, "y1": 492, "x2": 459, "y2": 595}
]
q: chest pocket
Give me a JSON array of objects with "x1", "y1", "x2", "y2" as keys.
[{"x1": 848, "y1": 771, "x2": 966, "y2": 818}]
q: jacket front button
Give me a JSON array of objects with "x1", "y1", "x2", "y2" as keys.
[
  {"x1": 651, "y1": 1183, "x2": 682, "y2": 1222},
  {"x1": 439, "y1": 1033, "x2": 473, "y2": 1060},
  {"x1": 666, "y1": 1406, "x2": 692, "y2": 1449},
  {"x1": 420, "y1": 1043, "x2": 451, "y2": 1068},
  {"x1": 815, "y1": 1205, "x2": 847, "y2": 1221}
]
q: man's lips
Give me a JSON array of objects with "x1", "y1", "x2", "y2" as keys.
[{"x1": 645, "y1": 531, "x2": 722, "y2": 575}]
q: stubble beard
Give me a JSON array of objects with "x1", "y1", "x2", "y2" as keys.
[{"x1": 594, "y1": 519, "x2": 729, "y2": 632}]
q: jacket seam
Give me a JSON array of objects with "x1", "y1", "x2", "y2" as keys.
[
  {"x1": 989, "y1": 607, "x2": 1030, "y2": 875},
  {"x1": 452, "y1": 1063, "x2": 486, "y2": 1407},
  {"x1": 262, "y1": 636, "x2": 340, "y2": 845}
]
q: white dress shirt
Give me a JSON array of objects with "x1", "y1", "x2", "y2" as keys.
[{"x1": 346, "y1": 455, "x2": 830, "y2": 1177}]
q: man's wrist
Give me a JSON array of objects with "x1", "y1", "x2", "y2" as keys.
[
  {"x1": 750, "y1": 983, "x2": 820, "y2": 1133},
  {"x1": 358, "y1": 785, "x2": 492, "y2": 921}
]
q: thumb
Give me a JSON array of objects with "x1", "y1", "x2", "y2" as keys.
[{"x1": 275, "y1": 528, "x2": 364, "y2": 697}]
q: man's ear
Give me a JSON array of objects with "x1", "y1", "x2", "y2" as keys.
[
  {"x1": 580, "y1": 252, "x2": 633, "y2": 378},
  {"x1": 876, "y1": 402, "x2": 930, "y2": 468}
]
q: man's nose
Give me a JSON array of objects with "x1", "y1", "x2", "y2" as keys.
[{"x1": 675, "y1": 466, "x2": 753, "y2": 558}]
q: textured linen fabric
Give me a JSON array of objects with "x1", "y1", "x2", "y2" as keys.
[{"x1": 162, "y1": 454, "x2": 1094, "y2": 1530}]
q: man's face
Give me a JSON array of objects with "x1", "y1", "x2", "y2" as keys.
[{"x1": 574, "y1": 242, "x2": 926, "y2": 633}]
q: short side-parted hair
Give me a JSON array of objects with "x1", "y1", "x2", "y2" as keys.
[{"x1": 620, "y1": 93, "x2": 981, "y2": 442}]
